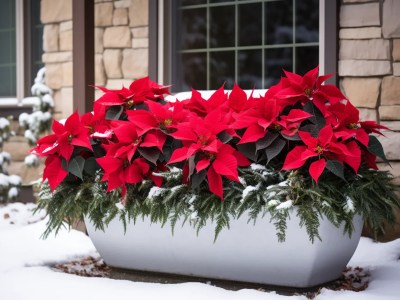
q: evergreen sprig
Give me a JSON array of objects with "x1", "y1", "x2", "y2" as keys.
[{"x1": 36, "y1": 165, "x2": 400, "y2": 242}]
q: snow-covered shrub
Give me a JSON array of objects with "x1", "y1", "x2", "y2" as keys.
[
  {"x1": 19, "y1": 67, "x2": 54, "y2": 167},
  {"x1": 0, "y1": 118, "x2": 21, "y2": 202}
]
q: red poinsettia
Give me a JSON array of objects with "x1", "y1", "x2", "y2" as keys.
[
  {"x1": 275, "y1": 66, "x2": 346, "y2": 113},
  {"x1": 31, "y1": 111, "x2": 92, "y2": 161},
  {"x1": 282, "y1": 125, "x2": 360, "y2": 182},
  {"x1": 95, "y1": 77, "x2": 170, "y2": 109}
]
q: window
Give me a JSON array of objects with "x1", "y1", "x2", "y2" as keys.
[
  {"x1": 154, "y1": 0, "x2": 337, "y2": 92},
  {"x1": 0, "y1": 0, "x2": 16, "y2": 97},
  {"x1": 0, "y1": 0, "x2": 43, "y2": 101}
]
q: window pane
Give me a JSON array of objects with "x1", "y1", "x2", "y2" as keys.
[
  {"x1": 210, "y1": 51, "x2": 235, "y2": 89},
  {"x1": 180, "y1": 52, "x2": 207, "y2": 90},
  {"x1": 238, "y1": 50, "x2": 262, "y2": 89},
  {"x1": 238, "y1": 3, "x2": 262, "y2": 47},
  {"x1": 295, "y1": 46, "x2": 319, "y2": 75},
  {"x1": 265, "y1": 48, "x2": 293, "y2": 88},
  {"x1": 0, "y1": 0, "x2": 15, "y2": 97},
  {"x1": 296, "y1": 0, "x2": 319, "y2": 43},
  {"x1": 210, "y1": 6, "x2": 235, "y2": 48},
  {"x1": 265, "y1": 0, "x2": 293, "y2": 45},
  {"x1": 180, "y1": 8, "x2": 207, "y2": 50}
]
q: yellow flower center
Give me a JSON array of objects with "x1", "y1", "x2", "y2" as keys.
[
  {"x1": 304, "y1": 88, "x2": 313, "y2": 97},
  {"x1": 314, "y1": 145, "x2": 324, "y2": 154},
  {"x1": 347, "y1": 123, "x2": 359, "y2": 129}
]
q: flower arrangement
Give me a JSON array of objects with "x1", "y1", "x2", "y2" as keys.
[{"x1": 34, "y1": 66, "x2": 400, "y2": 241}]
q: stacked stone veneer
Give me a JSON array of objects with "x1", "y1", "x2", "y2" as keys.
[
  {"x1": 339, "y1": 0, "x2": 400, "y2": 186},
  {"x1": 40, "y1": 0, "x2": 149, "y2": 119}
]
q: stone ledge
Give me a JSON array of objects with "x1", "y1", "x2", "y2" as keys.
[
  {"x1": 340, "y1": 3, "x2": 380, "y2": 28},
  {"x1": 339, "y1": 60, "x2": 391, "y2": 76},
  {"x1": 339, "y1": 39, "x2": 390, "y2": 60},
  {"x1": 339, "y1": 27, "x2": 381, "y2": 40}
]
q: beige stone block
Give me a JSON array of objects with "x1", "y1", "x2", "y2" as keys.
[
  {"x1": 339, "y1": 39, "x2": 390, "y2": 60},
  {"x1": 339, "y1": 60, "x2": 391, "y2": 76},
  {"x1": 132, "y1": 38, "x2": 148, "y2": 48},
  {"x1": 131, "y1": 26, "x2": 149, "y2": 38},
  {"x1": 95, "y1": 54, "x2": 106, "y2": 86},
  {"x1": 379, "y1": 105, "x2": 400, "y2": 120},
  {"x1": 6, "y1": 161, "x2": 44, "y2": 185},
  {"x1": 341, "y1": 78, "x2": 381, "y2": 108},
  {"x1": 95, "y1": 2, "x2": 114, "y2": 27},
  {"x1": 394, "y1": 39, "x2": 400, "y2": 61},
  {"x1": 129, "y1": 0, "x2": 149, "y2": 27},
  {"x1": 103, "y1": 26, "x2": 131, "y2": 48},
  {"x1": 382, "y1": 77, "x2": 400, "y2": 105},
  {"x1": 106, "y1": 79, "x2": 134, "y2": 90},
  {"x1": 113, "y1": 8, "x2": 128, "y2": 25},
  {"x1": 377, "y1": 162, "x2": 400, "y2": 186},
  {"x1": 59, "y1": 30, "x2": 73, "y2": 51},
  {"x1": 122, "y1": 48, "x2": 148, "y2": 78},
  {"x1": 358, "y1": 108, "x2": 377, "y2": 122},
  {"x1": 52, "y1": 90, "x2": 62, "y2": 114},
  {"x1": 43, "y1": 24, "x2": 59, "y2": 52},
  {"x1": 377, "y1": 131, "x2": 400, "y2": 160},
  {"x1": 95, "y1": 28, "x2": 104, "y2": 54},
  {"x1": 115, "y1": 0, "x2": 131, "y2": 8},
  {"x1": 339, "y1": 27, "x2": 381, "y2": 40},
  {"x1": 45, "y1": 64, "x2": 63, "y2": 90},
  {"x1": 381, "y1": 121, "x2": 400, "y2": 131},
  {"x1": 394, "y1": 63, "x2": 400, "y2": 76},
  {"x1": 60, "y1": 88, "x2": 74, "y2": 118},
  {"x1": 41, "y1": 0, "x2": 72, "y2": 24},
  {"x1": 103, "y1": 49, "x2": 123, "y2": 78},
  {"x1": 3, "y1": 137, "x2": 31, "y2": 162},
  {"x1": 62, "y1": 62, "x2": 73, "y2": 87},
  {"x1": 340, "y1": 3, "x2": 380, "y2": 28},
  {"x1": 42, "y1": 52, "x2": 73, "y2": 64},
  {"x1": 383, "y1": 0, "x2": 400, "y2": 38},
  {"x1": 59, "y1": 21, "x2": 73, "y2": 32}
]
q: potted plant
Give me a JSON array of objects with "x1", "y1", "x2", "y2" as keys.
[{"x1": 34, "y1": 66, "x2": 399, "y2": 287}]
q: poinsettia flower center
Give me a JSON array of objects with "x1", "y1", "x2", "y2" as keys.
[
  {"x1": 160, "y1": 118, "x2": 173, "y2": 130},
  {"x1": 123, "y1": 158, "x2": 130, "y2": 168},
  {"x1": 68, "y1": 134, "x2": 74, "y2": 144},
  {"x1": 271, "y1": 123, "x2": 282, "y2": 132},
  {"x1": 133, "y1": 137, "x2": 141, "y2": 145},
  {"x1": 304, "y1": 88, "x2": 313, "y2": 97},
  {"x1": 206, "y1": 152, "x2": 216, "y2": 162},
  {"x1": 314, "y1": 145, "x2": 324, "y2": 154},
  {"x1": 347, "y1": 123, "x2": 359, "y2": 129},
  {"x1": 126, "y1": 99, "x2": 134, "y2": 109},
  {"x1": 197, "y1": 135, "x2": 210, "y2": 146},
  {"x1": 85, "y1": 126, "x2": 94, "y2": 134}
]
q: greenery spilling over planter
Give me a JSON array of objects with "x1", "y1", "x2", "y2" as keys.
[{"x1": 34, "y1": 66, "x2": 400, "y2": 241}]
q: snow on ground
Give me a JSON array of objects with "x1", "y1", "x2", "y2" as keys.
[{"x1": 0, "y1": 203, "x2": 400, "y2": 300}]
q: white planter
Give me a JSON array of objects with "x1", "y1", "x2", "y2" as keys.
[{"x1": 85, "y1": 210, "x2": 363, "y2": 288}]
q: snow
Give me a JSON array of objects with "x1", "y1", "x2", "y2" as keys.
[
  {"x1": 1, "y1": 202, "x2": 400, "y2": 300},
  {"x1": 276, "y1": 200, "x2": 293, "y2": 210}
]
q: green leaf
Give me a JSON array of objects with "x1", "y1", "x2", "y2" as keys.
[
  {"x1": 255, "y1": 132, "x2": 278, "y2": 151},
  {"x1": 191, "y1": 170, "x2": 207, "y2": 189},
  {"x1": 138, "y1": 147, "x2": 160, "y2": 165},
  {"x1": 237, "y1": 143, "x2": 257, "y2": 161},
  {"x1": 326, "y1": 160, "x2": 345, "y2": 180},
  {"x1": 106, "y1": 105, "x2": 123, "y2": 120},
  {"x1": 265, "y1": 137, "x2": 285, "y2": 164},
  {"x1": 368, "y1": 135, "x2": 389, "y2": 164},
  {"x1": 217, "y1": 131, "x2": 233, "y2": 143},
  {"x1": 68, "y1": 156, "x2": 85, "y2": 179},
  {"x1": 84, "y1": 157, "x2": 100, "y2": 176}
]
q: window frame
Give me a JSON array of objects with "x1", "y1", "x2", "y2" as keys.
[
  {"x1": 149, "y1": 0, "x2": 338, "y2": 89},
  {"x1": 0, "y1": 0, "x2": 42, "y2": 115}
]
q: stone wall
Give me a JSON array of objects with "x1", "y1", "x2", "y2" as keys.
[
  {"x1": 339, "y1": 0, "x2": 400, "y2": 185},
  {"x1": 40, "y1": 0, "x2": 150, "y2": 119}
]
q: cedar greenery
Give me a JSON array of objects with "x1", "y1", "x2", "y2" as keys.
[{"x1": 36, "y1": 164, "x2": 400, "y2": 242}]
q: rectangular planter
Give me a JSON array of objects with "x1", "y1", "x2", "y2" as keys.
[{"x1": 85, "y1": 210, "x2": 362, "y2": 288}]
